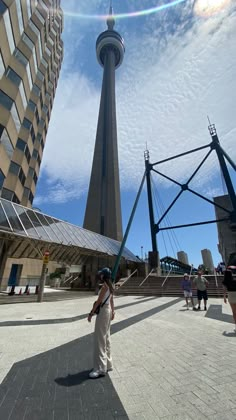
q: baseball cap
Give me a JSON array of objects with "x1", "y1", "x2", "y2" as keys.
[{"x1": 98, "y1": 267, "x2": 111, "y2": 277}]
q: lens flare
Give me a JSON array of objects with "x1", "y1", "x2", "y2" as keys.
[
  {"x1": 64, "y1": 0, "x2": 186, "y2": 21},
  {"x1": 194, "y1": 0, "x2": 231, "y2": 17}
]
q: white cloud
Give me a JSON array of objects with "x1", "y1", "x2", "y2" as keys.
[{"x1": 37, "y1": 1, "x2": 236, "y2": 204}]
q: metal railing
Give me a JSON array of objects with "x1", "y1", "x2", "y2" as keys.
[
  {"x1": 139, "y1": 269, "x2": 154, "y2": 287},
  {"x1": 161, "y1": 267, "x2": 173, "y2": 288},
  {"x1": 116, "y1": 269, "x2": 138, "y2": 289},
  {"x1": 62, "y1": 275, "x2": 73, "y2": 285}
]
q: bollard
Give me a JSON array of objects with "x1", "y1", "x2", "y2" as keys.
[
  {"x1": 24, "y1": 285, "x2": 29, "y2": 294},
  {"x1": 35, "y1": 285, "x2": 39, "y2": 295},
  {"x1": 8, "y1": 285, "x2": 15, "y2": 296}
]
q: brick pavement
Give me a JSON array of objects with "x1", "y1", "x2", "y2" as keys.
[{"x1": 0, "y1": 295, "x2": 236, "y2": 419}]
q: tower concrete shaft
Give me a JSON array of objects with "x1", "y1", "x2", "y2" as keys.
[{"x1": 83, "y1": 10, "x2": 124, "y2": 241}]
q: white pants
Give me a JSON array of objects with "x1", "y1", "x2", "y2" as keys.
[{"x1": 93, "y1": 304, "x2": 112, "y2": 373}]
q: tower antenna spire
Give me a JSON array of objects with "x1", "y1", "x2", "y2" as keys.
[{"x1": 107, "y1": 0, "x2": 115, "y2": 30}]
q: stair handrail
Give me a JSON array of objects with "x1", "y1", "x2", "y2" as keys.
[
  {"x1": 62, "y1": 275, "x2": 73, "y2": 285},
  {"x1": 71, "y1": 276, "x2": 78, "y2": 284},
  {"x1": 161, "y1": 267, "x2": 173, "y2": 288},
  {"x1": 116, "y1": 269, "x2": 138, "y2": 289},
  {"x1": 139, "y1": 268, "x2": 154, "y2": 287}
]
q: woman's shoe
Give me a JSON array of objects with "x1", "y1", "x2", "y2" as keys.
[{"x1": 89, "y1": 370, "x2": 106, "y2": 379}]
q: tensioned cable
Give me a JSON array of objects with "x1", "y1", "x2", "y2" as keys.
[
  {"x1": 151, "y1": 175, "x2": 169, "y2": 256},
  {"x1": 151, "y1": 173, "x2": 183, "y2": 254},
  {"x1": 151, "y1": 174, "x2": 179, "y2": 258}
]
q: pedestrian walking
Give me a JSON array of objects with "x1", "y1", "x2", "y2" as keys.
[
  {"x1": 193, "y1": 270, "x2": 209, "y2": 311},
  {"x1": 181, "y1": 273, "x2": 196, "y2": 310},
  {"x1": 88, "y1": 267, "x2": 115, "y2": 378},
  {"x1": 222, "y1": 269, "x2": 236, "y2": 332}
]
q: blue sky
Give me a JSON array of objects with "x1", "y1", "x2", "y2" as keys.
[{"x1": 34, "y1": 0, "x2": 236, "y2": 268}]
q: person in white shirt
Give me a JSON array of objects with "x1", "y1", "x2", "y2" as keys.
[
  {"x1": 88, "y1": 267, "x2": 115, "y2": 378},
  {"x1": 193, "y1": 270, "x2": 209, "y2": 311}
]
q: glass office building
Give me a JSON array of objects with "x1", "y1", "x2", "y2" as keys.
[{"x1": 0, "y1": 0, "x2": 63, "y2": 207}]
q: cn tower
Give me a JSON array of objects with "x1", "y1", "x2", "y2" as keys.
[{"x1": 83, "y1": 3, "x2": 125, "y2": 241}]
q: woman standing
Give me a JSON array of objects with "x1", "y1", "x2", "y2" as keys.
[
  {"x1": 222, "y1": 269, "x2": 236, "y2": 332},
  {"x1": 88, "y1": 267, "x2": 115, "y2": 378}
]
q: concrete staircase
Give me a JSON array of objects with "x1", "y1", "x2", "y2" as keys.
[{"x1": 115, "y1": 275, "x2": 224, "y2": 297}]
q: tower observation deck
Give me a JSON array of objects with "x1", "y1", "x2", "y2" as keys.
[{"x1": 83, "y1": 5, "x2": 125, "y2": 241}]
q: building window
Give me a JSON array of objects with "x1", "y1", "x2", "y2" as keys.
[
  {"x1": 33, "y1": 172, "x2": 38, "y2": 184},
  {"x1": 42, "y1": 104, "x2": 48, "y2": 114},
  {"x1": 26, "y1": 0, "x2": 32, "y2": 19},
  {"x1": 32, "y1": 84, "x2": 40, "y2": 97},
  {"x1": 15, "y1": 0, "x2": 24, "y2": 35},
  {"x1": 45, "y1": 46, "x2": 51, "y2": 57},
  {"x1": 35, "y1": 9, "x2": 45, "y2": 24},
  {"x1": 3, "y1": 10, "x2": 15, "y2": 54},
  {"x1": 6, "y1": 67, "x2": 21, "y2": 86},
  {"x1": 23, "y1": 188, "x2": 34, "y2": 204},
  {"x1": 35, "y1": 108, "x2": 39, "y2": 124},
  {"x1": 16, "y1": 139, "x2": 31, "y2": 164},
  {"x1": 39, "y1": 118, "x2": 45, "y2": 128},
  {"x1": 30, "y1": 125, "x2": 35, "y2": 143},
  {"x1": 40, "y1": 137, "x2": 44, "y2": 151},
  {"x1": 12, "y1": 193, "x2": 20, "y2": 204},
  {"x1": 11, "y1": 103, "x2": 21, "y2": 132},
  {"x1": 0, "y1": 89, "x2": 13, "y2": 110},
  {"x1": 0, "y1": 169, "x2": 5, "y2": 190},
  {"x1": 0, "y1": 50, "x2": 5, "y2": 78},
  {"x1": 28, "y1": 167, "x2": 34, "y2": 177},
  {"x1": 9, "y1": 161, "x2": 20, "y2": 176},
  {"x1": 23, "y1": 117, "x2": 32, "y2": 130},
  {"x1": 24, "y1": 145, "x2": 31, "y2": 163},
  {"x1": 0, "y1": 125, "x2": 14, "y2": 159},
  {"x1": 41, "y1": 57, "x2": 48, "y2": 68},
  {"x1": 0, "y1": 0, "x2": 7, "y2": 14},
  {"x1": 1, "y1": 188, "x2": 14, "y2": 201},
  {"x1": 32, "y1": 149, "x2": 38, "y2": 159},
  {"x1": 26, "y1": 63, "x2": 33, "y2": 89},
  {"x1": 28, "y1": 100, "x2": 36, "y2": 112},
  {"x1": 37, "y1": 70, "x2": 44, "y2": 81},
  {"x1": 16, "y1": 138, "x2": 26, "y2": 152},
  {"x1": 29, "y1": 191, "x2": 34, "y2": 204},
  {"x1": 19, "y1": 82, "x2": 27, "y2": 109},
  {"x1": 14, "y1": 48, "x2": 28, "y2": 66},
  {"x1": 39, "y1": 0, "x2": 48, "y2": 14},
  {"x1": 22, "y1": 33, "x2": 34, "y2": 50},
  {"x1": 19, "y1": 168, "x2": 26, "y2": 186},
  {"x1": 28, "y1": 19, "x2": 40, "y2": 36},
  {"x1": 32, "y1": 47, "x2": 38, "y2": 72}
]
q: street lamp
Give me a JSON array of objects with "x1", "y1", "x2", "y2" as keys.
[{"x1": 141, "y1": 246, "x2": 143, "y2": 260}]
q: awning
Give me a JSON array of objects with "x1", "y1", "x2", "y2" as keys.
[{"x1": 0, "y1": 198, "x2": 138, "y2": 264}]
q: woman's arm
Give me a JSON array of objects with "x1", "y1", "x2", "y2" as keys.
[
  {"x1": 110, "y1": 294, "x2": 115, "y2": 320},
  {"x1": 88, "y1": 284, "x2": 108, "y2": 322}
]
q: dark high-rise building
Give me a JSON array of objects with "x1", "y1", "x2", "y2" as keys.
[
  {"x1": 83, "y1": 5, "x2": 124, "y2": 241},
  {"x1": 0, "y1": 0, "x2": 63, "y2": 207}
]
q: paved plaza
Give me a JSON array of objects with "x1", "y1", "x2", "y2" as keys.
[{"x1": 0, "y1": 293, "x2": 236, "y2": 419}]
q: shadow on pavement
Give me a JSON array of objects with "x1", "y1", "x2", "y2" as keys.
[
  {"x1": 0, "y1": 297, "x2": 181, "y2": 419},
  {"x1": 222, "y1": 331, "x2": 236, "y2": 337}
]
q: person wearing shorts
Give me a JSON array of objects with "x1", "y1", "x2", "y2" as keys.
[
  {"x1": 193, "y1": 270, "x2": 209, "y2": 311},
  {"x1": 222, "y1": 269, "x2": 236, "y2": 333},
  {"x1": 181, "y1": 274, "x2": 196, "y2": 310}
]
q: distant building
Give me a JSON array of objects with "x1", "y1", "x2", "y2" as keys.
[
  {"x1": 0, "y1": 0, "x2": 64, "y2": 206},
  {"x1": 214, "y1": 194, "x2": 236, "y2": 265},
  {"x1": 177, "y1": 251, "x2": 189, "y2": 265},
  {"x1": 201, "y1": 249, "x2": 214, "y2": 273}
]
